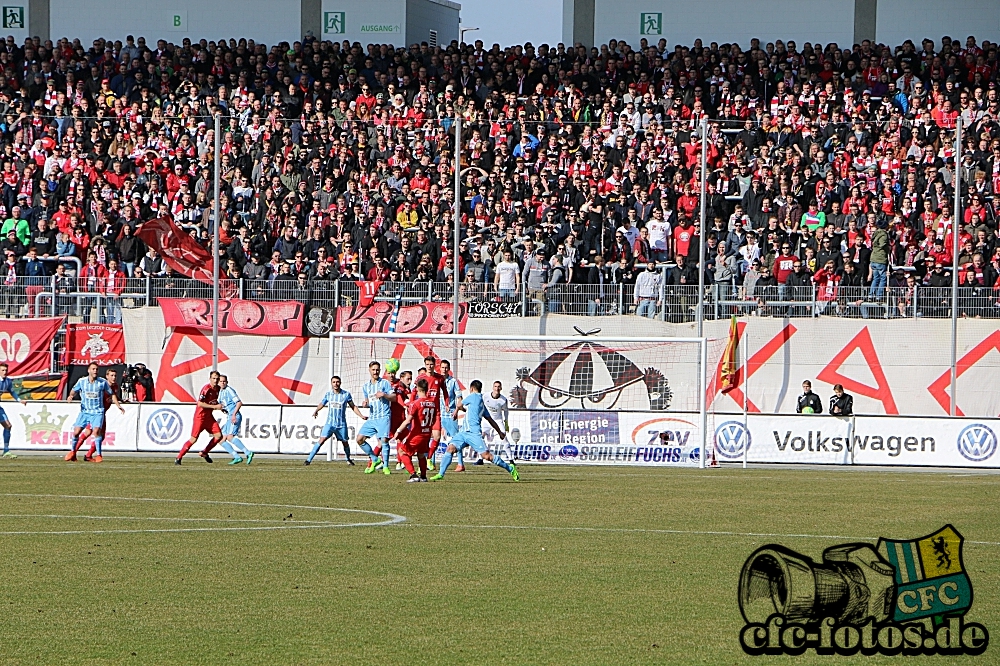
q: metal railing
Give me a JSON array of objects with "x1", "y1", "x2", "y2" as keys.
[{"x1": 5, "y1": 274, "x2": 1000, "y2": 322}]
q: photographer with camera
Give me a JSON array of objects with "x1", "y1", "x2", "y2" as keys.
[{"x1": 121, "y1": 364, "x2": 155, "y2": 403}]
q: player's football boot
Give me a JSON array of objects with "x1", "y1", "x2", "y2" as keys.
[
  {"x1": 407, "y1": 474, "x2": 421, "y2": 483},
  {"x1": 429, "y1": 473, "x2": 444, "y2": 481},
  {"x1": 364, "y1": 460, "x2": 378, "y2": 474},
  {"x1": 508, "y1": 463, "x2": 520, "y2": 481},
  {"x1": 303, "y1": 460, "x2": 311, "y2": 466},
  {"x1": 1, "y1": 451, "x2": 16, "y2": 459},
  {"x1": 426, "y1": 459, "x2": 435, "y2": 471},
  {"x1": 199, "y1": 452, "x2": 213, "y2": 463},
  {"x1": 245, "y1": 452, "x2": 255, "y2": 465},
  {"x1": 455, "y1": 464, "x2": 465, "y2": 472},
  {"x1": 383, "y1": 464, "x2": 391, "y2": 475},
  {"x1": 91, "y1": 455, "x2": 102, "y2": 463},
  {"x1": 174, "y1": 458, "x2": 182, "y2": 465},
  {"x1": 228, "y1": 457, "x2": 244, "y2": 465},
  {"x1": 64, "y1": 451, "x2": 77, "y2": 461}
]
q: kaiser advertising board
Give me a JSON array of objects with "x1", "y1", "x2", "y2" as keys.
[{"x1": 6, "y1": 402, "x2": 139, "y2": 452}]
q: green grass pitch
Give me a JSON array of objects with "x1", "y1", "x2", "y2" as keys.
[{"x1": 0, "y1": 458, "x2": 997, "y2": 665}]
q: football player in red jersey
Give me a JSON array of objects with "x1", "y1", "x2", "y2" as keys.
[
  {"x1": 175, "y1": 371, "x2": 224, "y2": 465},
  {"x1": 421, "y1": 355, "x2": 446, "y2": 469},
  {"x1": 393, "y1": 377, "x2": 437, "y2": 482},
  {"x1": 83, "y1": 368, "x2": 121, "y2": 462}
]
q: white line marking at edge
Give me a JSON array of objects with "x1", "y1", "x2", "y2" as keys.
[
  {"x1": 401, "y1": 523, "x2": 1000, "y2": 547},
  {"x1": 0, "y1": 493, "x2": 406, "y2": 535}
]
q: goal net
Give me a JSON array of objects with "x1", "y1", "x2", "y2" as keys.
[{"x1": 330, "y1": 332, "x2": 726, "y2": 467}]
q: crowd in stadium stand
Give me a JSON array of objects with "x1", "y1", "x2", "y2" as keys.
[{"x1": 0, "y1": 31, "x2": 999, "y2": 319}]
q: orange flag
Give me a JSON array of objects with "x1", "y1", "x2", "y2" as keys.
[{"x1": 720, "y1": 315, "x2": 740, "y2": 393}]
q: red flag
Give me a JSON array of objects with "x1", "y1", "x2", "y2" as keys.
[
  {"x1": 0, "y1": 318, "x2": 63, "y2": 376},
  {"x1": 66, "y1": 324, "x2": 126, "y2": 365},
  {"x1": 356, "y1": 280, "x2": 382, "y2": 307},
  {"x1": 136, "y1": 217, "x2": 216, "y2": 285}
]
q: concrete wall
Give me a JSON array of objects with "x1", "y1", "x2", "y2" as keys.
[
  {"x1": 875, "y1": 0, "x2": 1000, "y2": 47},
  {"x1": 406, "y1": 0, "x2": 459, "y2": 46},
  {"x1": 320, "y1": 0, "x2": 405, "y2": 46},
  {"x1": 592, "y1": 0, "x2": 857, "y2": 49},
  {"x1": 49, "y1": 0, "x2": 301, "y2": 45},
  {"x1": 562, "y1": 0, "x2": 595, "y2": 48}
]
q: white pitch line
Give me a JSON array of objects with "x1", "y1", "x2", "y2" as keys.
[
  {"x1": 0, "y1": 513, "x2": 335, "y2": 524},
  {"x1": 0, "y1": 493, "x2": 406, "y2": 535},
  {"x1": 402, "y1": 523, "x2": 1000, "y2": 547}
]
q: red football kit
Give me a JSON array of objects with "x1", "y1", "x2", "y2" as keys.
[
  {"x1": 400, "y1": 398, "x2": 438, "y2": 456},
  {"x1": 423, "y1": 371, "x2": 445, "y2": 430},
  {"x1": 192, "y1": 383, "x2": 222, "y2": 436},
  {"x1": 390, "y1": 380, "x2": 410, "y2": 433}
]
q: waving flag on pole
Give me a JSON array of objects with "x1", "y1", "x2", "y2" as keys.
[
  {"x1": 720, "y1": 315, "x2": 740, "y2": 394},
  {"x1": 388, "y1": 291, "x2": 402, "y2": 333},
  {"x1": 137, "y1": 217, "x2": 216, "y2": 285},
  {"x1": 356, "y1": 280, "x2": 382, "y2": 307}
]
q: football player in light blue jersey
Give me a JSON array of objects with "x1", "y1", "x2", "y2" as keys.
[
  {"x1": 308, "y1": 375, "x2": 366, "y2": 465},
  {"x1": 66, "y1": 362, "x2": 123, "y2": 462},
  {"x1": 218, "y1": 375, "x2": 254, "y2": 465},
  {"x1": 430, "y1": 379, "x2": 518, "y2": 481},
  {"x1": 438, "y1": 359, "x2": 465, "y2": 471},
  {"x1": 357, "y1": 361, "x2": 394, "y2": 474},
  {"x1": 0, "y1": 362, "x2": 26, "y2": 458}
]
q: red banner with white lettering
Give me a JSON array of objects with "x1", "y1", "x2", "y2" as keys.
[
  {"x1": 136, "y1": 217, "x2": 216, "y2": 285},
  {"x1": 66, "y1": 324, "x2": 126, "y2": 366},
  {"x1": 0, "y1": 318, "x2": 62, "y2": 376},
  {"x1": 336, "y1": 301, "x2": 467, "y2": 334},
  {"x1": 159, "y1": 298, "x2": 306, "y2": 336}
]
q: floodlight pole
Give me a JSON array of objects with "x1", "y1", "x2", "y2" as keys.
[
  {"x1": 452, "y1": 117, "x2": 462, "y2": 371},
  {"x1": 212, "y1": 113, "x2": 221, "y2": 372},
  {"x1": 950, "y1": 116, "x2": 961, "y2": 416},
  {"x1": 696, "y1": 117, "x2": 707, "y2": 337}
]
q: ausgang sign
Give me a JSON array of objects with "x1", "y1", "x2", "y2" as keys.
[{"x1": 360, "y1": 24, "x2": 401, "y2": 33}]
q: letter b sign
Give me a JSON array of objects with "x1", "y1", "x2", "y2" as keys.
[{"x1": 168, "y1": 11, "x2": 186, "y2": 30}]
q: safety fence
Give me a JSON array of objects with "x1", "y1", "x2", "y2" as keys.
[
  {"x1": 2, "y1": 272, "x2": 997, "y2": 324},
  {"x1": 7, "y1": 401, "x2": 999, "y2": 468}
]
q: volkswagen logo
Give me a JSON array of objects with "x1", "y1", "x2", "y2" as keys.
[
  {"x1": 715, "y1": 421, "x2": 751, "y2": 459},
  {"x1": 147, "y1": 408, "x2": 183, "y2": 446},
  {"x1": 957, "y1": 423, "x2": 997, "y2": 462}
]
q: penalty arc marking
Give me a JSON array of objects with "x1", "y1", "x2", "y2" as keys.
[{"x1": 0, "y1": 494, "x2": 406, "y2": 535}]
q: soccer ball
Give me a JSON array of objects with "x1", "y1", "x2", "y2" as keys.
[
  {"x1": 802, "y1": 406, "x2": 815, "y2": 414},
  {"x1": 384, "y1": 358, "x2": 400, "y2": 374}
]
